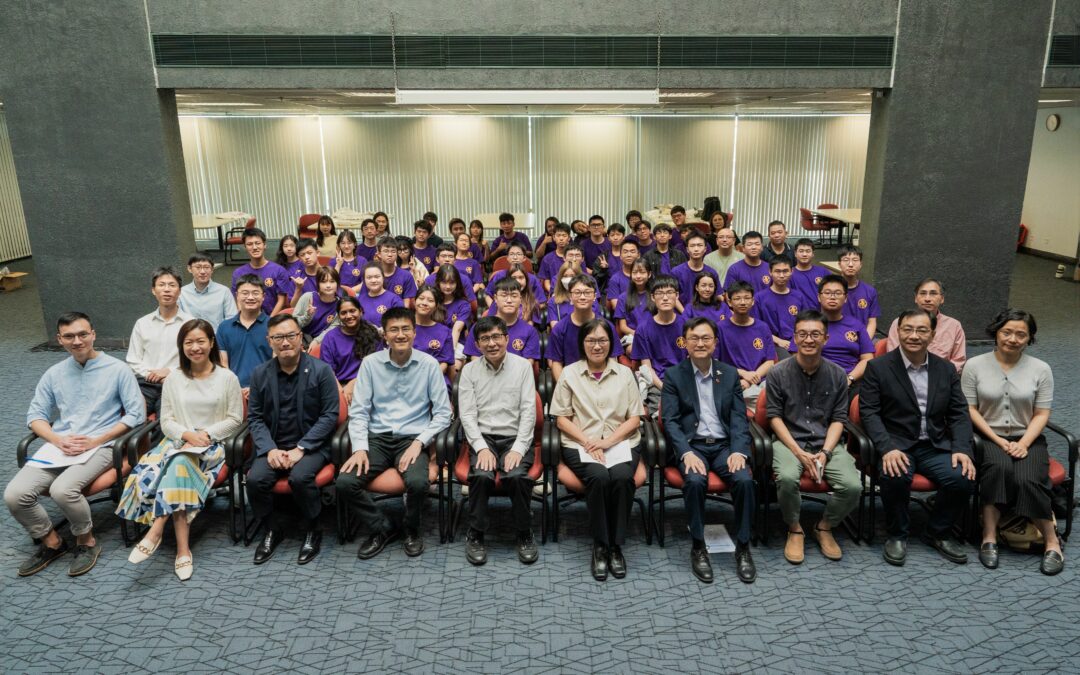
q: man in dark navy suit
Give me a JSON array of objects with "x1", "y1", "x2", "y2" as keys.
[
  {"x1": 661, "y1": 317, "x2": 757, "y2": 584},
  {"x1": 859, "y1": 308, "x2": 975, "y2": 566}
]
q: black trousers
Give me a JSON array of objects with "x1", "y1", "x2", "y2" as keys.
[
  {"x1": 246, "y1": 452, "x2": 328, "y2": 531},
  {"x1": 978, "y1": 435, "x2": 1052, "y2": 521},
  {"x1": 137, "y1": 378, "x2": 163, "y2": 417},
  {"x1": 336, "y1": 433, "x2": 430, "y2": 535},
  {"x1": 676, "y1": 438, "x2": 756, "y2": 545},
  {"x1": 561, "y1": 444, "x2": 641, "y2": 546},
  {"x1": 877, "y1": 440, "x2": 975, "y2": 538},
  {"x1": 467, "y1": 434, "x2": 534, "y2": 534}
]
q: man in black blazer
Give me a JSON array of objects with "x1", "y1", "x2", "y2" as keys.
[
  {"x1": 661, "y1": 317, "x2": 757, "y2": 584},
  {"x1": 859, "y1": 309, "x2": 975, "y2": 566},
  {"x1": 247, "y1": 314, "x2": 340, "y2": 566}
]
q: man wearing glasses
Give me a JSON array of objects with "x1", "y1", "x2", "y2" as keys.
[
  {"x1": 246, "y1": 313, "x2": 341, "y2": 565},
  {"x1": 802, "y1": 275, "x2": 874, "y2": 395},
  {"x1": 884, "y1": 278, "x2": 966, "y2": 372},
  {"x1": 216, "y1": 274, "x2": 273, "y2": 390},
  {"x1": 177, "y1": 252, "x2": 236, "y2": 329},
  {"x1": 6, "y1": 312, "x2": 144, "y2": 577},
  {"x1": 457, "y1": 317, "x2": 539, "y2": 566},
  {"x1": 766, "y1": 310, "x2": 862, "y2": 565},
  {"x1": 462, "y1": 277, "x2": 540, "y2": 363},
  {"x1": 546, "y1": 275, "x2": 622, "y2": 382}
]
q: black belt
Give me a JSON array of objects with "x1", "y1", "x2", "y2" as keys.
[{"x1": 692, "y1": 437, "x2": 726, "y2": 446}]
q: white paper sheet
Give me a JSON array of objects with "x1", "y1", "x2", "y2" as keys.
[
  {"x1": 27, "y1": 443, "x2": 103, "y2": 468},
  {"x1": 164, "y1": 445, "x2": 214, "y2": 460},
  {"x1": 704, "y1": 524, "x2": 736, "y2": 553},
  {"x1": 577, "y1": 439, "x2": 632, "y2": 468}
]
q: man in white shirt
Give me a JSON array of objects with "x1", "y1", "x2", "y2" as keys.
[
  {"x1": 177, "y1": 253, "x2": 235, "y2": 329},
  {"x1": 126, "y1": 267, "x2": 191, "y2": 414},
  {"x1": 457, "y1": 316, "x2": 538, "y2": 566}
]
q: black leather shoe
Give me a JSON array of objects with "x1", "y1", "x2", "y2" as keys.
[
  {"x1": 297, "y1": 530, "x2": 322, "y2": 565},
  {"x1": 357, "y1": 529, "x2": 396, "y2": 560},
  {"x1": 691, "y1": 546, "x2": 714, "y2": 583},
  {"x1": 608, "y1": 545, "x2": 627, "y2": 579},
  {"x1": 735, "y1": 544, "x2": 756, "y2": 584},
  {"x1": 254, "y1": 529, "x2": 283, "y2": 565},
  {"x1": 516, "y1": 531, "x2": 539, "y2": 565},
  {"x1": 883, "y1": 537, "x2": 907, "y2": 566},
  {"x1": 17, "y1": 540, "x2": 69, "y2": 577},
  {"x1": 923, "y1": 535, "x2": 968, "y2": 564},
  {"x1": 978, "y1": 542, "x2": 999, "y2": 569},
  {"x1": 403, "y1": 529, "x2": 425, "y2": 557},
  {"x1": 1041, "y1": 549, "x2": 1064, "y2": 576},
  {"x1": 465, "y1": 529, "x2": 487, "y2": 566},
  {"x1": 591, "y1": 543, "x2": 608, "y2": 581}
]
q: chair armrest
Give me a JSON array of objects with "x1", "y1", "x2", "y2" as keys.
[
  {"x1": 541, "y1": 418, "x2": 561, "y2": 467},
  {"x1": 433, "y1": 419, "x2": 460, "y2": 466},
  {"x1": 642, "y1": 418, "x2": 665, "y2": 469},
  {"x1": 222, "y1": 422, "x2": 249, "y2": 469},
  {"x1": 17, "y1": 430, "x2": 40, "y2": 467},
  {"x1": 844, "y1": 422, "x2": 875, "y2": 469},
  {"x1": 538, "y1": 369, "x2": 554, "y2": 408},
  {"x1": 123, "y1": 421, "x2": 160, "y2": 467},
  {"x1": 748, "y1": 419, "x2": 773, "y2": 470},
  {"x1": 1045, "y1": 421, "x2": 1079, "y2": 474},
  {"x1": 538, "y1": 331, "x2": 549, "y2": 366},
  {"x1": 538, "y1": 303, "x2": 548, "y2": 327},
  {"x1": 228, "y1": 424, "x2": 253, "y2": 470},
  {"x1": 331, "y1": 423, "x2": 351, "y2": 466}
]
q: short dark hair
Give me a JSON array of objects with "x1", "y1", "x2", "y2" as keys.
[
  {"x1": 436, "y1": 243, "x2": 456, "y2": 256},
  {"x1": 683, "y1": 316, "x2": 718, "y2": 338},
  {"x1": 151, "y1": 266, "x2": 183, "y2": 288},
  {"x1": 553, "y1": 222, "x2": 572, "y2": 235},
  {"x1": 361, "y1": 218, "x2": 377, "y2": 229},
  {"x1": 473, "y1": 316, "x2": 508, "y2": 340},
  {"x1": 576, "y1": 318, "x2": 614, "y2": 362},
  {"x1": 670, "y1": 205, "x2": 686, "y2": 216},
  {"x1": 448, "y1": 217, "x2": 466, "y2": 229},
  {"x1": 493, "y1": 276, "x2": 523, "y2": 294},
  {"x1": 653, "y1": 223, "x2": 673, "y2": 234},
  {"x1": 296, "y1": 237, "x2": 318, "y2": 253},
  {"x1": 768, "y1": 257, "x2": 792, "y2": 270},
  {"x1": 506, "y1": 242, "x2": 527, "y2": 255},
  {"x1": 684, "y1": 231, "x2": 707, "y2": 246},
  {"x1": 649, "y1": 274, "x2": 680, "y2": 296},
  {"x1": 914, "y1": 277, "x2": 945, "y2": 294},
  {"x1": 817, "y1": 274, "x2": 846, "y2": 294},
  {"x1": 381, "y1": 306, "x2": 415, "y2": 331},
  {"x1": 242, "y1": 227, "x2": 267, "y2": 243},
  {"x1": 838, "y1": 244, "x2": 863, "y2": 260},
  {"x1": 376, "y1": 235, "x2": 398, "y2": 252},
  {"x1": 793, "y1": 309, "x2": 828, "y2": 332},
  {"x1": 423, "y1": 211, "x2": 438, "y2": 223},
  {"x1": 607, "y1": 223, "x2": 626, "y2": 235},
  {"x1": 726, "y1": 280, "x2": 755, "y2": 298},
  {"x1": 634, "y1": 220, "x2": 651, "y2": 231},
  {"x1": 565, "y1": 243, "x2": 584, "y2": 256},
  {"x1": 56, "y1": 311, "x2": 92, "y2": 333},
  {"x1": 568, "y1": 274, "x2": 598, "y2": 293},
  {"x1": 742, "y1": 230, "x2": 763, "y2": 244},
  {"x1": 234, "y1": 273, "x2": 263, "y2": 292},
  {"x1": 767, "y1": 220, "x2": 786, "y2": 231},
  {"x1": 414, "y1": 220, "x2": 433, "y2": 234},
  {"x1": 795, "y1": 238, "x2": 815, "y2": 250},
  {"x1": 267, "y1": 313, "x2": 300, "y2": 332},
  {"x1": 898, "y1": 308, "x2": 937, "y2": 331},
  {"x1": 588, "y1": 214, "x2": 605, "y2": 225},
  {"x1": 625, "y1": 209, "x2": 642, "y2": 220},
  {"x1": 498, "y1": 212, "x2": 515, "y2": 223},
  {"x1": 315, "y1": 265, "x2": 340, "y2": 286},
  {"x1": 620, "y1": 239, "x2": 640, "y2": 253},
  {"x1": 187, "y1": 252, "x2": 214, "y2": 267},
  {"x1": 177, "y1": 319, "x2": 222, "y2": 378},
  {"x1": 985, "y1": 308, "x2": 1037, "y2": 344}
]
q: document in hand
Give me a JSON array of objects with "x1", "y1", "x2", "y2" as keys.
[
  {"x1": 164, "y1": 445, "x2": 214, "y2": 460},
  {"x1": 28, "y1": 443, "x2": 103, "y2": 468},
  {"x1": 577, "y1": 439, "x2": 633, "y2": 469}
]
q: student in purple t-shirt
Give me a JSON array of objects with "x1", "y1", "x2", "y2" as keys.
[
  {"x1": 630, "y1": 275, "x2": 687, "y2": 413},
  {"x1": 361, "y1": 236, "x2": 417, "y2": 304},
  {"x1": 430, "y1": 266, "x2": 473, "y2": 350},
  {"x1": 547, "y1": 260, "x2": 599, "y2": 328},
  {"x1": 330, "y1": 230, "x2": 368, "y2": 292},
  {"x1": 626, "y1": 220, "x2": 657, "y2": 257},
  {"x1": 642, "y1": 223, "x2": 686, "y2": 277},
  {"x1": 717, "y1": 281, "x2": 775, "y2": 405},
  {"x1": 837, "y1": 244, "x2": 881, "y2": 337},
  {"x1": 684, "y1": 273, "x2": 732, "y2": 328},
  {"x1": 613, "y1": 259, "x2": 652, "y2": 341},
  {"x1": 546, "y1": 274, "x2": 622, "y2": 381},
  {"x1": 275, "y1": 234, "x2": 301, "y2": 275},
  {"x1": 452, "y1": 232, "x2": 485, "y2": 295},
  {"x1": 670, "y1": 231, "x2": 720, "y2": 312},
  {"x1": 605, "y1": 239, "x2": 638, "y2": 311},
  {"x1": 487, "y1": 244, "x2": 547, "y2": 302},
  {"x1": 790, "y1": 237, "x2": 830, "y2": 309},
  {"x1": 411, "y1": 220, "x2": 438, "y2": 270},
  {"x1": 426, "y1": 246, "x2": 477, "y2": 302},
  {"x1": 317, "y1": 295, "x2": 381, "y2": 403},
  {"x1": 533, "y1": 216, "x2": 560, "y2": 263},
  {"x1": 356, "y1": 218, "x2": 380, "y2": 263},
  {"x1": 413, "y1": 288, "x2": 456, "y2": 388},
  {"x1": 487, "y1": 212, "x2": 532, "y2": 262},
  {"x1": 581, "y1": 214, "x2": 613, "y2": 269},
  {"x1": 294, "y1": 266, "x2": 345, "y2": 339},
  {"x1": 796, "y1": 275, "x2": 874, "y2": 387},
  {"x1": 724, "y1": 230, "x2": 772, "y2": 297},
  {"x1": 288, "y1": 238, "x2": 323, "y2": 306},
  {"x1": 357, "y1": 262, "x2": 405, "y2": 323},
  {"x1": 463, "y1": 277, "x2": 541, "y2": 362},
  {"x1": 755, "y1": 258, "x2": 808, "y2": 353},
  {"x1": 538, "y1": 222, "x2": 573, "y2": 292},
  {"x1": 231, "y1": 227, "x2": 291, "y2": 316}
]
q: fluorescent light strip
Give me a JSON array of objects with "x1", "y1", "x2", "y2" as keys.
[
  {"x1": 395, "y1": 89, "x2": 659, "y2": 105},
  {"x1": 180, "y1": 102, "x2": 262, "y2": 107},
  {"x1": 1039, "y1": 99, "x2": 1072, "y2": 103}
]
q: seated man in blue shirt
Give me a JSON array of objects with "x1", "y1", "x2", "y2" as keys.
[
  {"x1": 5, "y1": 312, "x2": 145, "y2": 578},
  {"x1": 338, "y1": 307, "x2": 453, "y2": 560},
  {"x1": 178, "y1": 252, "x2": 236, "y2": 329},
  {"x1": 217, "y1": 274, "x2": 273, "y2": 390}
]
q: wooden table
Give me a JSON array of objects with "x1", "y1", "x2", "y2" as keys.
[
  {"x1": 193, "y1": 213, "x2": 247, "y2": 251},
  {"x1": 809, "y1": 208, "x2": 861, "y2": 246}
]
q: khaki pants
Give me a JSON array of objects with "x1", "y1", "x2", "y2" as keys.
[{"x1": 4, "y1": 448, "x2": 115, "y2": 539}]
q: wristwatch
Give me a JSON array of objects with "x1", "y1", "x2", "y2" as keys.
[{"x1": 822, "y1": 448, "x2": 834, "y2": 459}]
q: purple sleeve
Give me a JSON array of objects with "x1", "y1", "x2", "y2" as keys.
[
  {"x1": 609, "y1": 320, "x2": 624, "y2": 356},
  {"x1": 463, "y1": 329, "x2": 481, "y2": 357},
  {"x1": 389, "y1": 293, "x2": 405, "y2": 309},
  {"x1": 867, "y1": 286, "x2": 881, "y2": 319},
  {"x1": 401, "y1": 273, "x2": 417, "y2": 299},
  {"x1": 547, "y1": 322, "x2": 566, "y2": 362},
  {"x1": 275, "y1": 267, "x2": 292, "y2": 297},
  {"x1": 630, "y1": 320, "x2": 653, "y2": 360},
  {"x1": 858, "y1": 326, "x2": 874, "y2": 355},
  {"x1": 521, "y1": 327, "x2": 541, "y2": 359}
]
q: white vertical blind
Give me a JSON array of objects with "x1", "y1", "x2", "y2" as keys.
[
  {"x1": 638, "y1": 116, "x2": 736, "y2": 216},
  {"x1": 0, "y1": 113, "x2": 31, "y2": 262}
]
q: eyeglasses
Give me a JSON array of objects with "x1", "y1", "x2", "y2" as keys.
[
  {"x1": 570, "y1": 289, "x2": 596, "y2": 298},
  {"x1": 898, "y1": 327, "x2": 932, "y2": 336},
  {"x1": 794, "y1": 331, "x2": 826, "y2": 340},
  {"x1": 477, "y1": 333, "x2": 508, "y2": 344},
  {"x1": 385, "y1": 326, "x2": 414, "y2": 336},
  {"x1": 190, "y1": 265, "x2": 214, "y2": 272},
  {"x1": 58, "y1": 331, "x2": 91, "y2": 342},
  {"x1": 999, "y1": 330, "x2": 1029, "y2": 341},
  {"x1": 495, "y1": 291, "x2": 521, "y2": 300},
  {"x1": 268, "y1": 332, "x2": 302, "y2": 343},
  {"x1": 820, "y1": 291, "x2": 845, "y2": 298},
  {"x1": 652, "y1": 290, "x2": 678, "y2": 298},
  {"x1": 584, "y1": 338, "x2": 610, "y2": 347},
  {"x1": 237, "y1": 290, "x2": 263, "y2": 298},
  {"x1": 685, "y1": 335, "x2": 715, "y2": 344}
]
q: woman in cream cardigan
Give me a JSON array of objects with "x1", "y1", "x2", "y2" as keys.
[{"x1": 116, "y1": 318, "x2": 243, "y2": 580}]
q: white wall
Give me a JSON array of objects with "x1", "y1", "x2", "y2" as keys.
[{"x1": 1020, "y1": 107, "x2": 1080, "y2": 259}]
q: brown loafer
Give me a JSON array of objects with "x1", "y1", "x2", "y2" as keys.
[
  {"x1": 814, "y1": 525, "x2": 843, "y2": 561},
  {"x1": 784, "y1": 530, "x2": 805, "y2": 564}
]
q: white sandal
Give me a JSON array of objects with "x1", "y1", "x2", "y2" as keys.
[
  {"x1": 128, "y1": 536, "x2": 161, "y2": 564},
  {"x1": 174, "y1": 555, "x2": 193, "y2": 581}
]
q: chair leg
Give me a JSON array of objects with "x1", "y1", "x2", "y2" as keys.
[
  {"x1": 636, "y1": 497, "x2": 651, "y2": 545},
  {"x1": 541, "y1": 475, "x2": 549, "y2": 545},
  {"x1": 657, "y1": 478, "x2": 666, "y2": 548}
]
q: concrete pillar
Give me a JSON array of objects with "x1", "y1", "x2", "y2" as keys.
[
  {"x1": 0, "y1": 1, "x2": 195, "y2": 343},
  {"x1": 859, "y1": 0, "x2": 1053, "y2": 333}
]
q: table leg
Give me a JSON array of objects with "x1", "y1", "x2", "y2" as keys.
[{"x1": 217, "y1": 226, "x2": 225, "y2": 252}]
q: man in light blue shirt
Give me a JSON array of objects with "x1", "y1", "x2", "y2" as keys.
[
  {"x1": 5, "y1": 312, "x2": 145, "y2": 578},
  {"x1": 178, "y1": 253, "x2": 236, "y2": 329},
  {"x1": 338, "y1": 307, "x2": 452, "y2": 560}
]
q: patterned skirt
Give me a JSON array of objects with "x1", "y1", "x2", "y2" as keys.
[{"x1": 115, "y1": 438, "x2": 227, "y2": 526}]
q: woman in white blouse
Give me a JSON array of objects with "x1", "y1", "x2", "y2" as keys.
[
  {"x1": 962, "y1": 308, "x2": 1061, "y2": 575},
  {"x1": 116, "y1": 319, "x2": 243, "y2": 580}
]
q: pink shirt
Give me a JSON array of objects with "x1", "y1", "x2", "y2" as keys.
[{"x1": 886, "y1": 311, "x2": 966, "y2": 372}]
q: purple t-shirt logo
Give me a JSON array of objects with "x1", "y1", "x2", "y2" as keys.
[
  {"x1": 845, "y1": 330, "x2": 859, "y2": 343},
  {"x1": 753, "y1": 337, "x2": 765, "y2": 350},
  {"x1": 761, "y1": 274, "x2": 772, "y2": 286},
  {"x1": 394, "y1": 284, "x2": 404, "y2": 294},
  {"x1": 787, "y1": 304, "x2": 798, "y2": 316},
  {"x1": 428, "y1": 338, "x2": 442, "y2": 351}
]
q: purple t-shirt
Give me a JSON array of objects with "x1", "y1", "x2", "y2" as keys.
[
  {"x1": 538, "y1": 251, "x2": 566, "y2": 285},
  {"x1": 232, "y1": 261, "x2": 291, "y2": 316},
  {"x1": 412, "y1": 245, "x2": 437, "y2": 270},
  {"x1": 357, "y1": 290, "x2": 404, "y2": 323},
  {"x1": 463, "y1": 318, "x2": 541, "y2": 359},
  {"x1": 547, "y1": 297, "x2": 602, "y2": 325},
  {"x1": 367, "y1": 267, "x2": 417, "y2": 299},
  {"x1": 441, "y1": 298, "x2": 473, "y2": 328},
  {"x1": 319, "y1": 325, "x2": 368, "y2": 382},
  {"x1": 357, "y1": 243, "x2": 378, "y2": 263},
  {"x1": 303, "y1": 292, "x2": 343, "y2": 337},
  {"x1": 613, "y1": 291, "x2": 650, "y2": 332},
  {"x1": 414, "y1": 322, "x2": 454, "y2": 388},
  {"x1": 754, "y1": 288, "x2": 807, "y2": 341},
  {"x1": 285, "y1": 260, "x2": 305, "y2": 278},
  {"x1": 535, "y1": 234, "x2": 556, "y2": 260},
  {"x1": 625, "y1": 235, "x2": 656, "y2": 256},
  {"x1": 791, "y1": 265, "x2": 829, "y2": 308},
  {"x1": 547, "y1": 315, "x2": 623, "y2": 366},
  {"x1": 486, "y1": 270, "x2": 547, "y2": 303},
  {"x1": 670, "y1": 262, "x2": 720, "y2": 308},
  {"x1": 453, "y1": 258, "x2": 483, "y2": 288},
  {"x1": 653, "y1": 249, "x2": 675, "y2": 275},
  {"x1": 491, "y1": 231, "x2": 533, "y2": 256},
  {"x1": 685, "y1": 302, "x2": 731, "y2": 330},
  {"x1": 605, "y1": 270, "x2": 632, "y2": 305},
  {"x1": 724, "y1": 259, "x2": 772, "y2": 294},
  {"x1": 631, "y1": 314, "x2": 687, "y2": 380},
  {"x1": 292, "y1": 269, "x2": 320, "y2": 298},
  {"x1": 424, "y1": 270, "x2": 477, "y2": 302},
  {"x1": 717, "y1": 318, "x2": 774, "y2": 372},
  {"x1": 468, "y1": 243, "x2": 485, "y2": 263},
  {"x1": 787, "y1": 313, "x2": 873, "y2": 374},
  {"x1": 331, "y1": 256, "x2": 367, "y2": 288},
  {"x1": 581, "y1": 237, "x2": 613, "y2": 269},
  {"x1": 844, "y1": 281, "x2": 880, "y2": 328}
]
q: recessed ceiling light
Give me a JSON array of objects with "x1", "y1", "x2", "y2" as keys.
[
  {"x1": 1039, "y1": 99, "x2": 1072, "y2": 103},
  {"x1": 858, "y1": 93, "x2": 872, "y2": 96}
]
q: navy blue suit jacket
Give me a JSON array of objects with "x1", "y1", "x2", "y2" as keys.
[
  {"x1": 248, "y1": 353, "x2": 340, "y2": 459},
  {"x1": 660, "y1": 358, "x2": 752, "y2": 463}
]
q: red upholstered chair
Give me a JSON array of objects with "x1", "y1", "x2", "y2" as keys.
[
  {"x1": 298, "y1": 213, "x2": 321, "y2": 237},
  {"x1": 816, "y1": 203, "x2": 848, "y2": 246},
  {"x1": 447, "y1": 393, "x2": 548, "y2": 542},
  {"x1": 17, "y1": 417, "x2": 156, "y2": 546},
  {"x1": 750, "y1": 386, "x2": 865, "y2": 544},
  {"x1": 799, "y1": 208, "x2": 834, "y2": 247},
  {"x1": 306, "y1": 342, "x2": 322, "y2": 359},
  {"x1": 234, "y1": 386, "x2": 348, "y2": 545},
  {"x1": 317, "y1": 255, "x2": 333, "y2": 267},
  {"x1": 224, "y1": 216, "x2": 258, "y2": 265},
  {"x1": 491, "y1": 256, "x2": 533, "y2": 275},
  {"x1": 874, "y1": 338, "x2": 889, "y2": 357}
]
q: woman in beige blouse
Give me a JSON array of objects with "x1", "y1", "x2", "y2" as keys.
[
  {"x1": 550, "y1": 319, "x2": 644, "y2": 582},
  {"x1": 962, "y1": 308, "x2": 1061, "y2": 575},
  {"x1": 117, "y1": 319, "x2": 243, "y2": 580}
]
